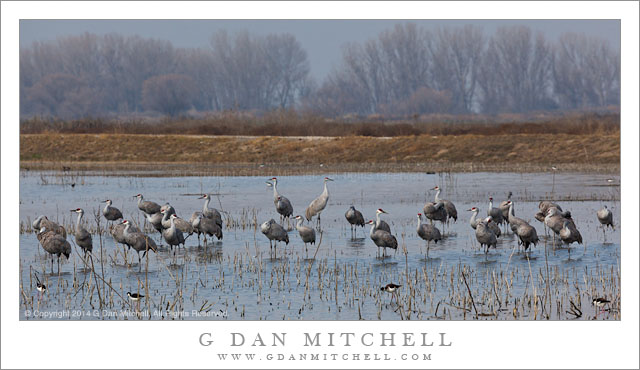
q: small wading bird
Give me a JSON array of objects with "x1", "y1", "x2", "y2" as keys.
[
  {"x1": 127, "y1": 292, "x2": 144, "y2": 309},
  {"x1": 475, "y1": 217, "x2": 497, "y2": 254},
  {"x1": 345, "y1": 206, "x2": 365, "y2": 236},
  {"x1": 597, "y1": 205, "x2": 614, "y2": 240},
  {"x1": 37, "y1": 226, "x2": 71, "y2": 274},
  {"x1": 260, "y1": 219, "x2": 289, "y2": 257},
  {"x1": 592, "y1": 297, "x2": 611, "y2": 313},
  {"x1": 121, "y1": 220, "x2": 158, "y2": 267},
  {"x1": 135, "y1": 194, "x2": 161, "y2": 215},
  {"x1": 267, "y1": 177, "x2": 294, "y2": 226},
  {"x1": 34, "y1": 273, "x2": 46, "y2": 298},
  {"x1": 294, "y1": 215, "x2": 315, "y2": 254},
  {"x1": 416, "y1": 213, "x2": 441, "y2": 258},
  {"x1": 70, "y1": 208, "x2": 93, "y2": 258},
  {"x1": 305, "y1": 177, "x2": 333, "y2": 228},
  {"x1": 431, "y1": 186, "x2": 457, "y2": 226},
  {"x1": 367, "y1": 220, "x2": 397, "y2": 258},
  {"x1": 101, "y1": 199, "x2": 123, "y2": 224},
  {"x1": 381, "y1": 283, "x2": 401, "y2": 303}
]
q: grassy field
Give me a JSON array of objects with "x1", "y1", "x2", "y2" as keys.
[{"x1": 20, "y1": 132, "x2": 620, "y2": 175}]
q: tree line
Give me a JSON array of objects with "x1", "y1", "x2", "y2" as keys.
[{"x1": 20, "y1": 24, "x2": 619, "y2": 119}]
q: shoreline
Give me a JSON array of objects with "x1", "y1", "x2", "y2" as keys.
[{"x1": 20, "y1": 133, "x2": 620, "y2": 176}]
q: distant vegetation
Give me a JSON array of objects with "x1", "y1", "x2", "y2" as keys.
[
  {"x1": 20, "y1": 24, "x2": 619, "y2": 120},
  {"x1": 20, "y1": 112, "x2": 619, "y2": 137}
]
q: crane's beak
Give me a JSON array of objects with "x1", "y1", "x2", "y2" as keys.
[
  {"x1": 326, "y1": 178, "x2": 334, "y2": 181},
  {"x1": 466, "y1": 208, "x2": 474, "y2": 211},
  {"x1": 265, "y1": 181, "x2": 273, "y2": 187},
  {"x1": 197, "y1": 195, "x2": 205, "y2": 199},
  {"x1": 70, "y1": 210, "x2": 76, "y2": 212}
]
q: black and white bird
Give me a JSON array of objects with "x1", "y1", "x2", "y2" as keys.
[
  {"x1": 381, "y1": 283, "x2": 401, "y2": 302},
  {"x1": 592, "y1": 297, "x2": 611, "y2": 313},
  {"x1": 127, "y1": 292, "x2": 144, "y2": 301}
]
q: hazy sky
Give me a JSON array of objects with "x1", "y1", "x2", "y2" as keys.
[{"x1": 20, "y1": 20, "x2": 620, "y2": 80}]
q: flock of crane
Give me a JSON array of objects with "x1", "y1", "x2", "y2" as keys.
[{"x1": 30, "y1": 176, "x2": 615, "y2": 274}]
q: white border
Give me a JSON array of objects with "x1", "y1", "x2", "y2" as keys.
[{"x1": 2, "y1": 2, "x2": 638, "y2": 369}]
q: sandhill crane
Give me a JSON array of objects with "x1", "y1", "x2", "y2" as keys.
[
  {"x1": 367, "y1": 220, "x2": 397, "y2": 258},
  {"x1": 190, "y1": 194, "x2": 223, "y2": 230},
  {"x1": 416, "y1": 214, "x2": 442, "y2": 257},
  {"x1": 121, "y1": 220, "x2": 158, "y2": 267},
  {"x1": 559, "y1": 220, "x2": 583, "y2": 259},
  {"x1": 499, "y1": 192, "x2": 513, "y2": 231},
  {"x1": 161, "y1": 206, "x2": 193, "y2": 236},
  {"x1": 260, "y1": 219, "x2": 289, "y2": 257},
  {"x1": 507, "y1": 201, "x2": 539, "y2": 251},
  {"x1": 294, "y1": 215, "x2": 316, "y2": 253},
  {"x1": 192, "y1": 213, "x2": 223, "y2": 245},
  {"x1": 110, "y1": 222, "x2": 139, "y2": 251},
  {"x1": 37, "y1": 226, "x2": 71, "y2": 273},
  {"x1": 70, "y1": 208, "x2": 93, "y2": 257},
  {"x1": 32, "y1": 215, "x2": 66, "y2": 238},
  {"x1": 597, "y1": 205, "x2": 614, "y2": 240},
  {"x1": 135, "y1": 194, "x2": 161, "y2": 215},
  {"x1": 305, "y1": 177, "x2": 333, "y2": 228},
  {"x1": 431, "y1": 186, "x2": 457, "y2": 224},
  {"x1": 374, "y1": 209, "x2": 392, "y2": 233},
  {"x1": 423, "y1": 201, "x2": 447, "y2": 228},
  {"x1": 475, "y1": 217, "x2": 497, "y2": 254},
  {"x1": 162, "y1": 214, "x2": 185, "y2": 257},
  {"x1": 144, "y1": 212, "x2": 164, "y2": 234},
  {"x1": 487, "y1": 197, "x2": 505, "y2": 225},
  {"x1": 101, "y1": 199, "x2": 123, "y2": 223},
  {"x1": 467, "y1": 207, "x2": 482, "y2": 229},
  {"x1": 268, "y1": 177, "x2": 294, "y2": 225},
  {"x1": 345, "y1": 206, "x2": 365, "y2": 235},
  {"x1": 468, "y1": 206, "x2": 500, "y2": 237}
]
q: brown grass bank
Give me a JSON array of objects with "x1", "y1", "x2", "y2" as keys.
[{"x1": 20, "y1": 133, "x2": 619, "y2": 175}]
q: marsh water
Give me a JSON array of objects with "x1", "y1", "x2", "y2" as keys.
[{"x1": 19, "y1": 170, "x2": 620, "y2": 320}]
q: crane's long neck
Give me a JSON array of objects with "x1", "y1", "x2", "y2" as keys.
[
  {"x1": 322, "y1": 181, "x2": 329, "y2": 198},
  {"x1": 489, "y1": 199, "x2": 494, "y2": 209},
  {"x1": 434, "y1": 189, "x2": 441, "y2": 203},
  {"x1": 416, "y1": 216, "x2": 422, "y2": 231},
  {"x1": 203, "y1": 197, "x2": 211, "y2": 213},
  {"x1": 296, "y1": 218, "x2": 304, "y2": 229},
  {"x1": 103, "y1": 203, "x2": 109, "y2": 213},
  {"x1": 369, "y1": 223, "x2": 376, "y2": 237},
  {"x1": 162, "y1": 212, "x2": 170, "y2": 223},
  {"x1": 169, "y1": 217, "x2": 176, "y2": 231},
  {"x1": 470, "y1": 209, "x2": 479, "y2": 225},
  {"x1": 137, "y1": 196, "x2": 143, "y2": 205},
  {"x1": 272, "y1": 181, "x2": 280, "y2": 199},
  {"x1": 509, "y1": 203, "x2": 515, "y2": 218},
  {"x1": 76, "y1": 212, "x2": 83, "y2": 231},
  {"x1": 376, "y1": 213, "x2": 382, "y2": 228},
  {"x1": 123, "y1": 223, "x2": 131, "y2": 235}
]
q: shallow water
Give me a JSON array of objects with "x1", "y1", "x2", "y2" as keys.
[{"x1": 19, "y1": 171, "x2": 620, "y2": 320}]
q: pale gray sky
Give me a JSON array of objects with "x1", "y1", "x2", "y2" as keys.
[{"x1": 20, "y1": 20, "x2": 620, "y2": 81}]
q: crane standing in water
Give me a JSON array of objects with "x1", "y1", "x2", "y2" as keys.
[
  {"x1": 305, "y1": 177, "x2": 333, "y2": 228},
  {"x1": 70, "y1": 208, "x2": 93, "y2": 258},
  {"x1": 597, "y1": 205, "x2": 614, "y2": 241},
  {"x1": 345, "y1": 206, "x2": 365, "y2": 236},
  {"x1": 267, "y1": 177, "x2": 294, "y2": 226}
]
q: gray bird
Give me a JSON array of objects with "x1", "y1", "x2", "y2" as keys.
[
  {"x1": 345, "y1": 206, "x2": 365, "y2": 234},
  {"x1": 110, "y1": 222, "x2": 139, "y2": 250},
  {"x1": 260, "y1": 219, "x2": 289, "y2": 256},
  {"x1": 560, "y1": 219, "x2": 583, "y2": 259},
  {"x1": 101, "y1": 199, "x2": 123, "y2": 222},
  {"x1": 468, "y1": 206, "x2": 500, "y2": 237},
  {"x1": 144, "y1": 212, "x2": 164, "y2": 234},
  {"x1": 507, "y1": 201, "x2": 539, "y2": 251},
  {"x1": 162, "y1": 214, "x2": 185, "y2": 256},
  {"x1": 597, "y1": 205, "x2": 614, "y2": 240},
  {"x1": 475, "y1": 217, "x2": 498, "y2": 254},
  {"x1": 535, "y1": 201, "x2": 568, "y2": 222},
  {"x1": 190, "y1": 194, "x2": 223, "y2": 230},
  {"x1": 487, "y1": 197, "x2": 505, "y2": 225},
  {"x1": 161, "y1": 206, "x2": 193, "y2": 235},
  {"x1": 135, "y1": 194, "x2": 161, "y2": 215},
  {"x1": 37, "y1": 226, "x2": 71, "y2": 273},
  {"x1": 499, "y1": 192, "x2": 513, "y2": 228},
  {"x1": 416, "y1": 213, "x2": 442, "y2": 257},
  {"x1": 70, "y1": 208, "x2": 93, "y2": 257},
  {"x1": 294, "y1": 215, "x2": 316, "y2": 253},
  {"x1": 192, "y1": 214, "x2": 223, "y2": 245},
  {"x1": 268, "y1": 177, "x2": 294, "y2": 225},
  {"x1": 32, "y1": 215, "x2": 67, "y2": 239},
  {"x1": 423, "y1": 201, "x2": 447, "y2": 228},
  {"x1": 121, "y1": 220, "x2": 158, "y2": 266},
  {"x1": 305, "y1": 177, "x2": 333, "y2": 228},
  {"x1": 367, "y1": 220, "x2": 397, "y2": 257},
  {"x1": 431, "y1": 186, "x2": 457, "y2": 224},
  {"x1": 374, "y1": 209, "x2": 392, "y2": 233}
]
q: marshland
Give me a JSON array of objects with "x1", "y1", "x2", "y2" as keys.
[{"x1": 19, "y1": 170, "x2": 620, "y2": 320}]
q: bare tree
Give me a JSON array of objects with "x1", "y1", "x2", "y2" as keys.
[{"x1": 142, "y1": 74, "x2": 196, "y2": 116}]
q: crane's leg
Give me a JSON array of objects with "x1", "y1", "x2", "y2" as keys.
[
  {"x1": 426, "y1": 241, "x2": 430, "y2": 259},
  {"x1": 57, "y1": 256, "x2": 61, "y2": 275}
]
